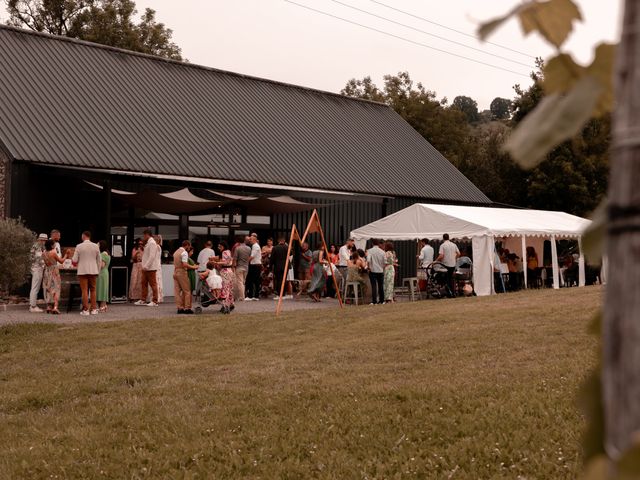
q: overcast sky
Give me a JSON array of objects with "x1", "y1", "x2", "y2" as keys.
[{"x1": 137, "y1": 1, "x2": 620, "y2": 109}]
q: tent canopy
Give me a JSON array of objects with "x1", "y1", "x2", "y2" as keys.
[
  {"x1": 351, "y1": 203, "x2": 590, "y2": 240},
  {"x1": 351, "y1": 203, "x2": 592, "y2": 296}
]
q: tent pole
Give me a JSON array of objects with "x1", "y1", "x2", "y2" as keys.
[
  {"x1": 521, "y1": 236, "x2": 528, "y2": 289},
  {"x1": 551, "y1": 235, "x2": 560, "y2": 289},
  {"x1": 578, "y1": 236, "x2": 586, "y2": 287}
]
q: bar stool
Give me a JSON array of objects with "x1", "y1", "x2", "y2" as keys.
[
  {"x1": 344, "y1": 282, "x2": 362, "y2": 305},
  {"x1": 402, "y1": 277, "x2": 420, "y2": 302}
]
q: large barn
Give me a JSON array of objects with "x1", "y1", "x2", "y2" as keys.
[{"x1": 0, "y1": 25, "x2": 490, "y2": 293}]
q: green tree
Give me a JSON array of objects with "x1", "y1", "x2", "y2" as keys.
[
  {"x1": 6, "y1": 0, "x2": 182, "y2": 60},
  {"x1": 489, "y1": 97, "x2": 511, "y2": 120},
  {"x1": 451, "y1": 95, "x2": 479, "y2": 123},
  {"x1": 342, "y1": 72, "x2": 475, "y2": 169},
  {"x1": 466, "y1": 122, "x2": 527, "y2": 206}
]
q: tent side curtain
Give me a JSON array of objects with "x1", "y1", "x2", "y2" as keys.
[{"x1": 472, "y1": 236, "x2": 494, "y2": 296}]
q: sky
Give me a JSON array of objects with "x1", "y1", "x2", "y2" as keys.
[{"x1": 78, "y1": 1, "x2": 629, "y2": 109}]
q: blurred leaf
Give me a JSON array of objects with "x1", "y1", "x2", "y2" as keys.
[
  {"x1": 544, "y1": 53, "x2": 585, "y2": 94},
  {"x1": 519, "y1": 0, "x2": 582, "y2": 48},
  {"x1": 583, "y1": 199, "x2": 606, "y2": 262},
  {"x1": 503, "y1": 76, "x2": 601, "y2": 168},
  {"x1": 581, "y1": 455, "x2": 608, "y2": 480},
  {"x1": 477, "y1": 4, "x2": 523, "y2": 41},
  {"x1": 544, "y1": 44, "x2": 616, "y2": 117},
  {"x1": 588, "y1": 43, "x2": 616, "y2": 115}
]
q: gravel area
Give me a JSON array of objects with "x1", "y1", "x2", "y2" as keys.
[{"x1": 0, "y1": 296, "x2": 343, "y2": 325}]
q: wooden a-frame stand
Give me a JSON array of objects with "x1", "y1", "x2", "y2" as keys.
[{"x1": 275, "y1": 209, "x2": 344, "y2": 316}]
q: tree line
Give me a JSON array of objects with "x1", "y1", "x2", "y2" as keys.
[
  {"x1": 4, "y1": 0, "x2": 182, "y2": 60},
  {"x1": 342, "y1": 65, "x2": 609, "y2": 217}
]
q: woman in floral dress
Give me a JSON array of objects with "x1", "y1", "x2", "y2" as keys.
[
  {"x1": 383, "y1": 242, "x2": 397, "y2": 303},
  {"x1": 43, "y1": 239, "x2": 66, "y2": 314},
  {"x1": 213, "y1": 241, "x2": 235, "y2": 314},
  {"x1": 129, "y1": 238, "x2": 143, "y2": 302},
  {"x1": 307, "y1": 244, "x2": 327, "y2": 302}
]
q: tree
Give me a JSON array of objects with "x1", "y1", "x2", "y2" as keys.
[
  {"x1": 602, "y1": 0, "x2": 640, "y2": 462},
  {"x1": 480, "y1": 0, "x2": 637, "y2": 475},
  {"x1": 342, "y1": 72, "x2": 476, "y2": 169},
  {"x1": 452, "y1": 95, "x2": 479, "y2": 123},
  {"x1": 6, "y1": 0, "x2": 182, "y2": 60},
  {"x1": 340, "y1": 76, "x2": 385, "y2": 103},
  {"x1": 489, "y1": 97, "x2": 511, "y2": 120},
  {"x1": 466, "y1": 122, "x2": 527, "y2": 206}
]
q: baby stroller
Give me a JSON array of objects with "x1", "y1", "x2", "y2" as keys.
[
  {"x1": 454, "y1": 256, "x2": 475, "y2": 296},
  {"x1": 425, "y1": 261, "x2": 452, "y2": 299},
  {"x1": 193, "y1": 277, "x2": 220, "y2": 315}
]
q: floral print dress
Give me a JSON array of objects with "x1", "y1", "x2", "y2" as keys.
[
  {"x1": 129, "y1": 248, "x2": 143, "y2": 301},
  {"x1": 384, "y1": 251, "x2": 396, "y2": 302},
  {"x1": 219, "y1": 250, "x2": 235, "y2": 309},
  {"x1": 43, "y1": 253, "x2": 61, "y2": 306}
]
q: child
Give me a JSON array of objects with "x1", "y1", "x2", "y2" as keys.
[{"x1": 199, "y1": 261, "x2": 223, "y2": 299}]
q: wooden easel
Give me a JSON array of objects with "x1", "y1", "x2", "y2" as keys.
[{"x1": 275, "y1": 209, "x2": 344, "y2": 316}]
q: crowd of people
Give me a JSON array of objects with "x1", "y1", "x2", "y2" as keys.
[
  {"x1": 29, "y1": 230, "x2": 111, "y2": 315},
  {"x1": 27, "y1": 228, "x2": 480, "y2": 315}
]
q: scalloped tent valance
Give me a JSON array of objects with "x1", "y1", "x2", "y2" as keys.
[{"x1": 351, "y1": 203, "x2": 590, "y2": 241}]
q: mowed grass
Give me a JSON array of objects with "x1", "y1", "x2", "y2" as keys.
[{"x1": 0, "y1": 287, "x2": 601, "y2": 479}]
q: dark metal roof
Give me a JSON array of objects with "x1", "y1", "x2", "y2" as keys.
[{"x1": 0, "y1": 25, "x2": 490, "y2": 204}]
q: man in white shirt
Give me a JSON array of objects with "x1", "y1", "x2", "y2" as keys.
[
  {"x1": 367, "y1": 238, "x2": 386, "y2": 305},
  {"x1": 417, "y1": 238, "x2": 434, "y2": 268},
  {"x1": 436, "y1": 233, "x2": 460, "y2": 296},
  {"x1": 137, "y1": 229, "x2": 160, "y2": 306},
  {"x1": 71, "y1": 230, "x2": 102, "y2": 315},
  {"x1": 245, "y1": 233, "x2": 262, "y2": 300},
  {"x1": 337, "y1": 238, "x2": 354, "y2": 278},
  {"x1": 197, "y1": 240, "x2": 215, "y2": 272},
  {"x1": 29, "y1": 233, "x2": 48, "y2": 313}
]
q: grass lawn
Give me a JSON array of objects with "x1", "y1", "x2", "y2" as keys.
[{"x1": 0, "y1": 287, "x2": 601, "y2": 479}]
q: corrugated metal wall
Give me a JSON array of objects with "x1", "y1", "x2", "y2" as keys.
[{"x1": 272, "y1": 195, "x2": 427, "y2": 284}]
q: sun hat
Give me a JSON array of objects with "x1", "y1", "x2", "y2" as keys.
[{"x1": 37, "y1": 233, "x2": 48, "y2": 240}]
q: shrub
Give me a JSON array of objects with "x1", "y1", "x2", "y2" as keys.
[{"x1": 0, "y1": 218, "x2": 35, "y2": 295}]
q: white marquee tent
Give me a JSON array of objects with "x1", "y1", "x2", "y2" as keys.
[{"x1": 350, "y1": 203, "x2": 592, "y2": 296}]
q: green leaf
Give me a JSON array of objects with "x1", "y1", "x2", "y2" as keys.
[
  {"x1": 544, "y1": 53, "x2": 585, "y2": 94},
  {"x1": 583, "y1": 199, "x2": 606, "y2": 262},
  {"x1": 587, "y1": 43, "x2": 616, "y2": 115},
  {"x1": 503, "y1": 76, "x2": 601, "y2": 169},
  {"x1": 543, "y1": 44, "x2": 616, "y2": 117},
  {"x1": 519, "y1": 0, "x2": 582, "y2": 48}
]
